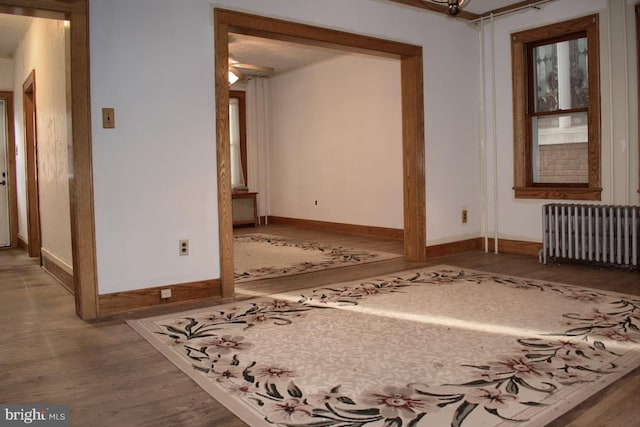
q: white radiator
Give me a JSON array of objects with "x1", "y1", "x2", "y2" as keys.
[{"x1": 542, "y1": 204, "x2": 640, "y2": 268}]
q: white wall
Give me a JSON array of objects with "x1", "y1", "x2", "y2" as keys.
[
  {"x1": 267, "y1": 54, "x2": 403, "y2": 229},
  {"x1": 423, "y1": 14, "x2": 482, "y2": 245},
  {"x1": 480, "y1": 0, "x2": 639, "y2": 244},
  {"x1": 0, "y1": 58, "x2": 13, "y2": 90},
  {"x1": 12, "y1": 18, "x2": 73, "y2": 270},
  {"x1": 90, "y1": 0, "x2": 219, "y2": 294},
  {"x1": 58, "y1": 0, "x2": 640, "y2": 295},
  {"x1": 89, "y1": 0, "x2": 481, "y2": 294}
]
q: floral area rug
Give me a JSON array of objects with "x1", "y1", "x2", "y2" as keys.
[
  {"x1": 233, "y1": 233, "x2": 401, "y2": 283},
  {"x1": 128, "y1": 266, "x2": 640, "y2": 426}
]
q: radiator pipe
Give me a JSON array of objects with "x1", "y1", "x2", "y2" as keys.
[
  {"x1": 622, "y1": 4, "x2": 630, "y2": 205},
  {"x1": 479, "y1": 17, "x2": 489, "y2": 253},
  {"x1": 263, "y1": 80, "x2": 271, "y2": 224},
  {"x1": 469, "y1": 0, "x2": 556, "y2": 24},
  {"x1": 607, "y1": 3, "x2": 615, "y2": 205},
  {"x1": 491, "y1": 12, "x2": 499, "y2": 254}
]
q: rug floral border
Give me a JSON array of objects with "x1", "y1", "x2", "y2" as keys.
[{"x1": 129, "y1": 266, "x2": 640, "y2": 427}]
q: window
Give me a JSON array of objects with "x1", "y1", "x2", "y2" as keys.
[
  {"x1": 511, "y1": 15, "x2": 601, "y2": 200},
  {"x1": 229, "y1": 90, "x2": 247, "y2": 191}
]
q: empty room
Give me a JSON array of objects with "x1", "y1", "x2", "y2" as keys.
[{"x1": 0, "y1": 0, "x2": 639, "y2": 426}]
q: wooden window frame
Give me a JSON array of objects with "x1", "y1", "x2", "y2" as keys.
[{"x1": 512, "y1": 14, "x2": 601, "y2": 200}]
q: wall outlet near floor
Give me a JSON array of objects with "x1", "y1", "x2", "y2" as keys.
[
  {"x1": 461, "y1": 209, "x2": 468, "y2": 224},
  {"x1": 160, "y1": 288, "x2": 172, "y2": 299},
  {"x1": 179, "y1": 239, "x2": 189, "y2": 256}
]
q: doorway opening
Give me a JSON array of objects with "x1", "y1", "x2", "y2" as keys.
[
  {"x1": 227, "y1": 35, "x2": 405, "y2": 282},
  {"x1": 0, "y1": 1, "x2": 97, "y2": 319},
  {"x1": 0, "y1": 92, "x2": 18, "y2": 249},
  {"x1": 215, "y1": 9, "x2": 427, "y2": 298}
]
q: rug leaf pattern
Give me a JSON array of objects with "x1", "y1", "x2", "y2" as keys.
[{"x1": 132, "y1": 267, "x2": 640, "y2": 427}]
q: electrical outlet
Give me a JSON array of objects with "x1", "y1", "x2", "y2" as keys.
[
  {"x1": 461, "y1": 209, "x2": 468, "y2": 224},
  {"x1": 160, "y1": 289, "x2": 172, "y2": 299},
  {"x1": 179, "y1": 239, "x2": 189, "y2": 256}
]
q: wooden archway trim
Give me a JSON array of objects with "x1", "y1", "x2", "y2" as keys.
[{"x1": 214, "y1": 8, "x2": 427, "y2": 298}]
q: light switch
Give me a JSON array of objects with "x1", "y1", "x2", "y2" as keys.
[{"x1": 102, "y1": 108, "x2": 115, "y2": 128}]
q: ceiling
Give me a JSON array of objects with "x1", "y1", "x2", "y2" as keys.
[
  {"x1": 0, "y1": 1, "x2": 540, "y2": 69},
  {"x1": 228, "y1": 33, "x2": 344, "y2": 78},
  {"x1": 0, "y1": 13, "x2": 31, "y2": 58}
]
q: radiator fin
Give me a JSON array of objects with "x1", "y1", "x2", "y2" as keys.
[{"x1": 542, "y1": 204, "x2": 640, "y2": 268}]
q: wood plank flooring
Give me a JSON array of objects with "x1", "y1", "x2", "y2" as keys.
[{"x1": 1, "y1": 225, "x2": 639, "y2": 426}]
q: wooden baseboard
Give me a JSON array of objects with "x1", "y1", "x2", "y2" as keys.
[
  {"x1": 485, "y1": 238, "x2": 542, "y2": 256},
  {"x1": 426, "y1": 238, "x2": 483, "y2": 258},
  {"x1": 262, "y1": 218, "x2": 541, "y2": 258},
  {"x1": 267, "y1": 216, "x2": 404, "y2": 240},
  {"x1": 41, "y1": 251, "x2": 74, "y2": 294},
  {"x1": 98, "y1": 279, "x2": 222, "y2": 316},
  {"x1": 426, "y1": 237, "x2": 542, "y2": 258}
]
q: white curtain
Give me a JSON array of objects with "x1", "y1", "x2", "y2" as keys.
[
  {"x1": 246, "y1": 78, "x2": 271, "y2": 224},
  {"x1": 229, "y1": 98, "x2": 245, "y2": 190}
]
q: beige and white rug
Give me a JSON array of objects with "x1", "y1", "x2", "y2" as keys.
[
  {"x1": 234, "y1": 233, "x2": 401, "y2": 283},
  {"x1": 129, "y1": 266, "x2": 640, "y2": 426}
]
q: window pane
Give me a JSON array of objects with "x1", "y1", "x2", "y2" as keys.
[
  {"x1": 570, "y1": 38, "x2": 588, "y2": 108},
  {"x1": 533, "y1": 36, "x2": 588, "y2": 113},
  {"x1": 229, "y1": 98, "x2": 245, "y2": 189},
  {"x1": 532, "y1": 112, "x2": 588, "y2": 184},
  {"x1": 534, "y1": 44, "x2": 557, "y2": 112}
]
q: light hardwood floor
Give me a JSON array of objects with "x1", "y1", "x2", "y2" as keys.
[{"x1": 1, "y1": 225, "x2": 638, "y2": 426}]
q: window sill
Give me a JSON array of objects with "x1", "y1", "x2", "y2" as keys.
[{"x1": 514, "y1": 187, "x2": 602, "y2": 201}]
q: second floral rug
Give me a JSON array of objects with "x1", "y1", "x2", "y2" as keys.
[{"x1": 233, "y1": 233, "x2": 401, "y2": 283}]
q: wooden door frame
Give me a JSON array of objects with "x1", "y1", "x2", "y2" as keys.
[
  {"x1": 214, "y1": 9, "x2": 427, "y2": 297},
  {"x1": 23, "y1": 70, "x2": 41, "y2": 258},
  {"x1": 0, "y1": 0, "x2": 98, "y2": 319},
  {"x1": 0, "y1": 91, "x2": 19, "y2": 249},
  {"x1": 637, "y1": 5, "x2": 640, "y2": 196}
]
